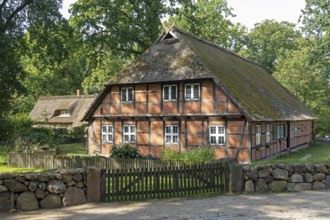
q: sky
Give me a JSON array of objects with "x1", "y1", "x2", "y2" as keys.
[{"x1": 60, "y1": 0, "x2": 306, "y2": 30}]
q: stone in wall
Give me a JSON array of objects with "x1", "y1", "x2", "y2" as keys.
[
  {"x1": 16, "y1": 191, "x2": 39, "y2": 211},
  {"x1": 287, "y1": 183, "x2": 312, "y2": 191},
  {"x1": 245, "y1": 180, "x2": 254, "y2": 193},
  {"x1": 47, "y1": 180, "x2": 66, "y2": 194},
  {"x1": 39, "y1": 194, "x2": 62, "y2": 209},
  {"x1": 303, "y1": 173, "x2": 313, "y2": 183},
  {"x1": 255, "y1": 179, "x2": 268, "y2": 192},
  {"x1": 313, "y1": 173, "x2": 325, "y2": 181},
  {"x1": 0, "y1": 185, "x2": 8, "y2": 192},
  {"x1": 315, "y1": 164, "x2": 328, "y2": 173},
  {"x1": 62, "y1": 187, "x2": 86, "y2": 207},
  {"x1": 272, "y1": 168, "x2": 288, "y2": 180},
  {"x1": 294, "y1": 164, "x2": 306, "y2": 173},
  {"x1": 4, "y1": 179, "x2": 28, "y2": 192},
  {"x1": 0, "y1": 192, "x2": 12, "y2": 212},
  {"x1": 313, "y1": 181, "x2": 326, "y2": 190},
  {"x1": 269, "y1": 181, "x2": 287, "y2": 192},
  {"x1": 326, "y1": 176, "x2": 330, "y2": 189},
  {"x1": 289, "y1": 174, "x2": 303, "y2": 183}
]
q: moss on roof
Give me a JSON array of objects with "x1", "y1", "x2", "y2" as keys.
[{"x1": 97, "y1": 27, "x2": 315, "y2": 121}]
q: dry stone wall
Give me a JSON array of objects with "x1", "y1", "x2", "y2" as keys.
[
  {"x1": 243, "y1": 164, "x2": 330, "y2": 193},
  {"x1": 0, "y1": 169, "x2": 87, "y2": 212}
]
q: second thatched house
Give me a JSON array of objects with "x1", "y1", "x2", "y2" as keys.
[
  {"x1": 29, "y1": 91, "x2": 96, "y2": 129},
  {"x1": 82, "y1": 27, "x2": 315, "y2": 163}
]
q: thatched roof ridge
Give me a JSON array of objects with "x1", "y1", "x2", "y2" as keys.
[
  {"x1": 29, "y1": 95, "x2": 97, "y2": 127},
  {"x1": 86, "y1": 26, "x2": 315, "y2": 121}
]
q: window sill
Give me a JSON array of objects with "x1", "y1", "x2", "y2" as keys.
[{"x1": 121, "y1": 101, "x2": 134, "y2": 103}]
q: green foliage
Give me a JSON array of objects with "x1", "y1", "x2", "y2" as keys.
[
  {"x1": 14, "y1": 127, "x2": 53, "y2": 152},
  {"x1": 110, "y1": 143, "x2": 143, "y2": 159},
  {"x1": 243, "y1": 20, "x2": 302, "y2": 73},
  {"x1": 161, "y1": 147, "x2": 215, "y2": 164},
  {"x1": 168, "y1": 0, "x2": 247, "y2": 53}
]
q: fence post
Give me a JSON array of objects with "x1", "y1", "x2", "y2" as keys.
[
  {"x1": 227, "y1": 159, "x2": 243, "y2": 193},
  {"x1": 87, "y1": 167, "x2": 101, "y2": 202}
]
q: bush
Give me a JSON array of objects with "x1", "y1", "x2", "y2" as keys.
[
  {"x1": 14, "y1": 127, "x2": 53, "y2": 152},
  {"x1": 110, "y1": 143, "x2": 143, "y2": 159},
  {"x1": 161, "y1": 147, "x2": 215, "y2": 164}
]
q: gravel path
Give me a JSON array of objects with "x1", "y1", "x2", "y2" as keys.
[{"x1": 1, "y1": 190, "x2": 330, "y2": 220}]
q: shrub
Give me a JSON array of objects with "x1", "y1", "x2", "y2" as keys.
[
  {"x1": 110, "y1": 143, "x2": 143, "y2": 159},
  {"x1": 161, "y1": 147, "x2": 215, "y2": 164}
]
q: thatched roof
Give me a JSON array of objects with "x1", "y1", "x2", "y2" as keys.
[
  {"x1": 29, "y1": 95, "x2": 96, "y2": 127},
  {"x1": 85, "y1": 27, "x2": 315, "y2": 121}
]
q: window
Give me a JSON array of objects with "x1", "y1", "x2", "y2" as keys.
[
  {"x1": 121, "y1": 87, "x2": 134, "y2": 102},
  {"x1": 256, "y1": 125, "x2": 261, "y2": 145},
  {"x1": 266, "y1": 124, "x2": 271, "y2": 144},
  {"x1": 209, "y1": 125, "x2": 225, "y2": 145},
  {"x1": 294, "y1": 122, "x2": 298, "y2": 137},
  {"x1": 123, "y1": 125, "x2": 136, "y2": 143},
  {"x1": 185, "y1": 83, "x2": 200, "y2": 100},
  {"x1": 163, "y1": 85, "x2": 177, "y2": 101},
  {"x1": 165, "y1": 125, "x2": 179, "y2": 144},
  {"x1": 102, "y1": 125, "x2": 113, "y2": 143},
  {"x1": 301, "y1": 123, "x2": 305, "y2": 134}
]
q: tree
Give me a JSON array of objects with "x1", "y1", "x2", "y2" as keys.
[
  {"x1": 273, "y1": 39, "x2": 330, "y2": 136},
  {"x1": 243, "y1": 20, "x2": 302, "y2": 73},
  {"x1": 0, "y1": 0, "x2": 63, "y2": 116},
  {"x1": 168, "y1": 0, "x2": 247, "y2": 52}
]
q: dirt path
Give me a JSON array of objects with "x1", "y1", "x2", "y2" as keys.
[{"x1": 1, "y1": 190, "x2": 330, "y2": 220}]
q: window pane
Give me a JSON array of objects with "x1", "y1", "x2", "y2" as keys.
[
  {"x1": 130, "y1": 125, "x2": 136, "y2": 133},
  {"x1": 128, "y1": 88, "x2": 133, "y2": 101},
  {"x1": 173, "y1": 135, "x2": 178, "y2": 143},
  {"x1": 218, "y1": 126, "x2": 224, "y2": 134},
  {"x1": 121, "y1": 88, "x2": 127, "y2": 101},
  {"x1": 102, "y1": 135, "x2": 107, "y2": 142},
  {"x1": 108, "y1": 126, "x2": 113, "y2": 133},
  {"x1": 210, "y1": 136, "x2": 216, "y2": 144},
  {"x1": 165, "y1": 136, "x2": 171, "y2": 143},
  {"x1": 172, "y1": 126, "x2": 178, "y2": 134},
  {"x1": 164, "y1": 86, "x2": 169, "y2": 100},
  {"x1": 210, "y1": 126, "x2": 216, "y2": 134},
  {"x1": 102, "y1": 126, "x2": 107, "y2": 133},
  {"x1": 124, "y1": 126, "x2": 129, "y2": 133},
  {"x1": 171, "y1": 85, "x2": 177, "y2": 100},
  {"x1": 193, "y1": 84, "x2": 199, "y2": 99},
  {"x1": 108, "y1": 135, "x2": 113, "y2": 142},
  {"x1": 219, "y1": 136, "x2": 225, "y2": 145},
  {"x1": 124, "y1": 135, "x2": 129, "y2": 142},
  {"x1": 185, "y1": 85, "x2": 191, "y2": 99},
  {"x1": 130, "y1": 135, "x2": 136, "y2": 142},
  {"x1": 165, "y1": 126, "x2": 171, "y2": 134}
]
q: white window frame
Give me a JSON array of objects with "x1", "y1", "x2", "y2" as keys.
[
  {"x1": 294, "y1": 122, "x2": 298, "y2": 137},
  {"x1": 256, "y1": 125, "x2": 261, "y2": 146},
  {"x1": 165, "y1": 125, "x2": 179, "y2": 145},
  {"x1": 209, "y1": 125, "x2": 226, "y2": 145},
  {"x1": 185, "y1": 83, "x2": 200, "y2": 100},
  {"x1": 266, "y1": 124, "x2": 271, "y2": 144},
  {"x1": 123, "y1": 125, "x2": 136, "y2": 143},
  {"x1": 102, "y1": 125, "x2": 113, "y2": 143},
  {"x1": 121, "y1": 87, "x2": 134, "y2": 102},
  {"x1": 163, "y1": 85, "x2": 177, "y2": 101}
]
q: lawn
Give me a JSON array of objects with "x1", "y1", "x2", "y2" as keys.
[
  {"x1": 252, "y1": 143, "x2": 330, "y2": 165},
  {"x1": 57, "y1": 142, "x2": 87, "y2": 155}
]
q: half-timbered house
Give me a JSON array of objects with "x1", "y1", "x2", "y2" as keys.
[{"x1": 82, "y1": 27, "x2": 315, "y2": 163}]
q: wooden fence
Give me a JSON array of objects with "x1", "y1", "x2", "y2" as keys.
[
  {"x1": 7, "y1": 152, "x2": 222, "y2": 170},
  {"x1": 100, "y1": 160, "x2": 228, "y2": 201}
]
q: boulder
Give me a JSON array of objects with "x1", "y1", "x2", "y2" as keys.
[
  {"x1": 315, "y1": 164, "x2": 328, "y2": 173},
  {"x1": 313, "y1": 173, "x2": 326, "y2": 181},
  {"x1": 289, "y1": 174, "x2": 303, "y2": 183},
  {"x1": 75, "y1": 182, "x2": 84, "y2": 188},
  {"x1": 269, "y1": 181, "x2": 287, "y2": 192},
  {"x1": 245, "y1": 180, "x2": 254, "y2": 193},
  {"x1": 39, "y1": 182, "x2": 47, "y2": 190},
  {"x1": 278, "y1": 164, "x2": 291, "y2": 171},
  {"x1": 62, "y1": 187, "x2": 86, "y2": 207},
  {"x1": 250, "y1": 167, "x2": 258, "y2": 174},
  {"x1": 303, "y1": 173, "x2": 313, "y2": 183},
  {"x1": 55, "y1": 173, "x2": 62, "y2": 180},
  {"x1": 47, "y1": 180, "x2": 66, "y2": 194},
  {"x1": 287, "y1": 183, "x2": 312, "y2": 191},
  {"x1": 305, "y1": 164, "x2": 315, "y2": 173},
  {"x1": 0, "y1": 173, "x2": 16, "y2": 179},
  {"x1": 29, "y1": 181, "x2": 38, "y2": 192},
  {"x1": 255, "y1": 179, "x2": 269, "y2": 193},
  {"x1": 66, "y1": 180, "x2": 76, "y2": 187},
  {"x1": 0, "y1": 185, "x2": 8, "y2": 192},
  {"x1": 62, "y1": 174, "x2": 72, "y2": 183},
  {"x1": 272, "y1": 168, "x2": 289, "y2": 180},
  {"x1": 38, "y1": 174, "x2": 49, "y2": 182},
  {"x1": 15, "y1": 176, "x2": 25, "y2": 183},
  {"x1": 242, "y1": 165, "x2": 251, "y2": 172},
  {"x1": 313, "y1": 181, "x2": 326, "y2": 190},
  {"x1": 258, "y1": 169, "x2": 270, "y2": 178},
  {"x1": 0, "y1": 192, "x2": 12, "y2": 212},
  {"x1": 24, "y1": 173, "x2": 39, "y2": 181},
  {"x1": 4, "y1": 179, "x2": 28, "y2": 192},
  {"x1": 73, "y1": 173, "x2": 82, "y2": 182},
  {"x1": 16, "y1": 191, "x2": 39, "y2": 211},
  {"x1": 39, "y1": 194, "x2": 61, "y2": 209},
  {"x1": 0, "y1": 179, "x2": 2, "y2": 184},
  {"x1": 35, "y1": 188, "x2": 45, "y2": 199},
  {"x1": 246, "y1": 172, "x2": 258, "y2": 181},
  {"x1": 294, "y1": 164, "x2": 306, "y2": 173},
  {"x1": 326, "y1": 175, "x2": 330, "y2": 189},
  {"x1": 60, "y1": 169, "x2": 68, "y2": 175}
]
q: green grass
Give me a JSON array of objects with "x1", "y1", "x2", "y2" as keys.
[
  {"x1": 0, "y1": 151, "x2": 7, "y2": 164},
  {"x1": 0, "y1": 165, "x2": 43, "y2": 173},
  {"x1": 56, "y1": 142, "x2": 87, "y2": 154},
  {"x1": 252, "y1": 143, "x2": 330, "y2": 166}
]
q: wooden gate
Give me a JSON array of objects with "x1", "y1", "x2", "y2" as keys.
[{"x1": 100, "y1": 160, "x2": 228, "y2": 201}]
